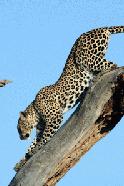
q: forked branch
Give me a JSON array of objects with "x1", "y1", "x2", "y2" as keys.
[{"x1": 9, "y1": 67, "x2": 124, "y2": 186}]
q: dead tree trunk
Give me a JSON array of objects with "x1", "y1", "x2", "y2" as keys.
[
  {"x1": 0, "y1": 80, "x2": 11, "y2": 87},
  {"x1": 9, "y1": 67, "x2": 124, "y2": 186}
]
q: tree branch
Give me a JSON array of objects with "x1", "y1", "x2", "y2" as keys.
[
  {"x1": 0, "y1": 80, "x2": 12, "y2": 87},
  {"x1": 9, "y1": 67, "x2": 124, "y2": 186}
]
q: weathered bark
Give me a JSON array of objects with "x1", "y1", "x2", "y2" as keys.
[
  {"x1": 0, "y1": 80, "x2": 12, "y2": 87},
  {"x1": 9, "y1": 67, "x2": 124, "y2": 186}
]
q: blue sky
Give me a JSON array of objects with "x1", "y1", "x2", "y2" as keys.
[{"x1": 0, "y1": 1, "x2": 124, "y2": 186}]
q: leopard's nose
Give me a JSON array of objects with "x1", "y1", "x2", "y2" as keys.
[
  {"x1": 25, "y1": 133, "x2": 29, "y2": 138},
  {"x1": 20, "y1": 133, "x2": 29, "y2": 140}
]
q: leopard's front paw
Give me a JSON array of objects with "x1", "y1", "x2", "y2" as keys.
[{"x1": 14, "y1": 158, "x2": 27, "y2": 172}]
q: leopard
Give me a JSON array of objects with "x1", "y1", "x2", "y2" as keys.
[{"x1": 15, "y1": 26, "x2": 124, "y2": 172}]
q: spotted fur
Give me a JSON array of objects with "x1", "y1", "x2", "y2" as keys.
[{"x1": 15, "y1": 26, "x2": 124, "y2": 172}]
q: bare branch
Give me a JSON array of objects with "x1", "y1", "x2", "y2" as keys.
[
  {"x1": 9, "y1": 67, "x2": 124, "y2": 186},
  {"x1": 0, "y1": 80, "x2": 12, "y2": 87}
]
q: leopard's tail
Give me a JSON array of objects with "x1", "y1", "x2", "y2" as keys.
[{"x1": 107, "y1": 26, "x2": 124, "y2": 34}]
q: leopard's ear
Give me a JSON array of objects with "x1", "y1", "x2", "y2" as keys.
[{"x1": 19, "y1": 112, "x2": 26, "y2": 120}]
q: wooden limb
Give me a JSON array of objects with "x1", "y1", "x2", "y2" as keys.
[
  {"x1": 0, "y1": 80, "x2": 12, "y2": 87},
  {"x1": 9, "y1": 67, "x2": 124, "y2": 186}
]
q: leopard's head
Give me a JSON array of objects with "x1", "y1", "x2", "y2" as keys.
[{"x1": 17, "y1": 112, "x2": 34, "y2": 140}]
